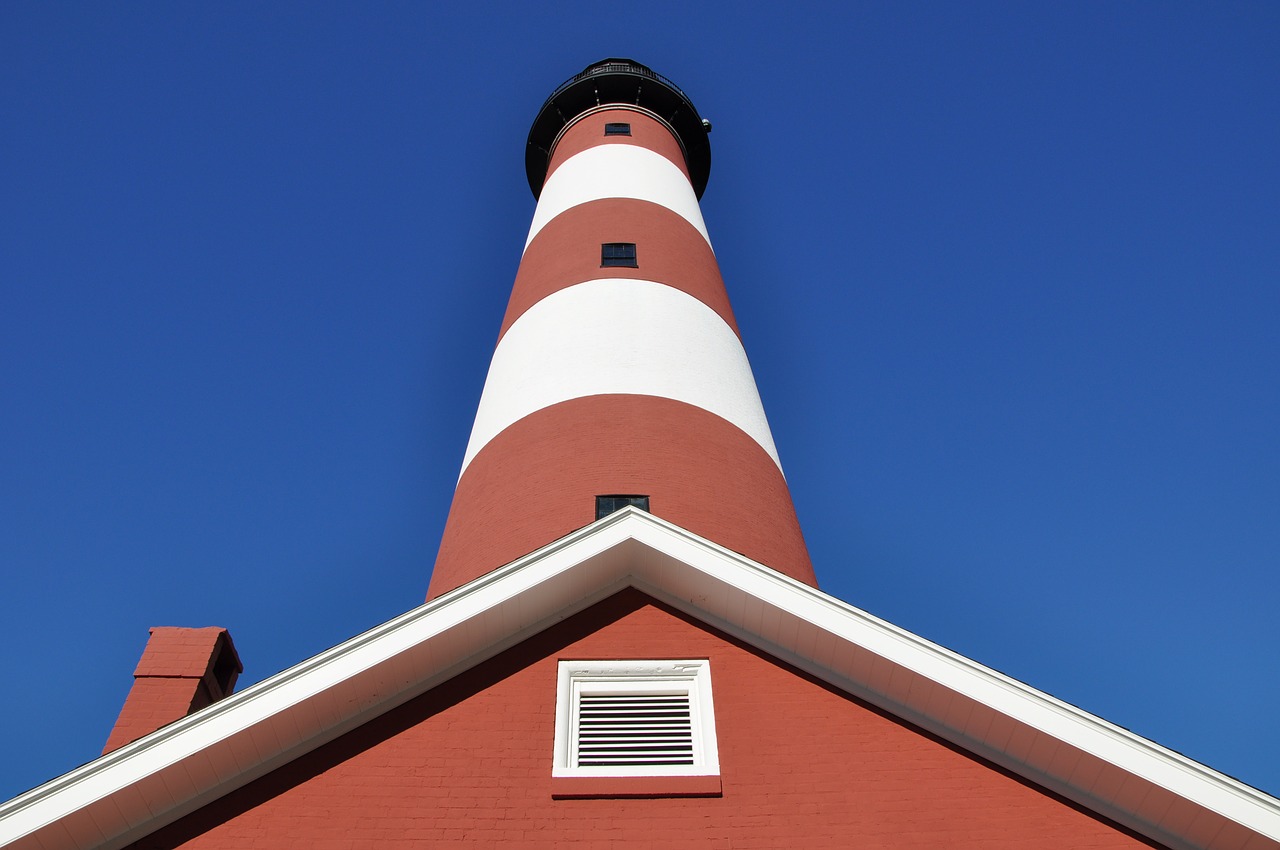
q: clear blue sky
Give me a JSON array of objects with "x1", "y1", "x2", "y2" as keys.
[{"x1": 2, "y1": 2, "x2": 1277, "y2": 802}]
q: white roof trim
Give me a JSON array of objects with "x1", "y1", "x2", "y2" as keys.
[{"x1": 2, "y1": 508, "x2": 1276, "y2": 850}]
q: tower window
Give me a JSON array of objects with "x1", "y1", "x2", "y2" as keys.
[
  {"x1": 553, "y1": 660, "x2": 719, "y2": 778},
  {"x1": 601, "y1": 242, "x2": 637, "y2": 268},
  {"x1": 596, "y1": 495, "x2": 649, "y2": 519},
  {"x1": 604, "y1": 122, "x2": 632, "y2": 136}
]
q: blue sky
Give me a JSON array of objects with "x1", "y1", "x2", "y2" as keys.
[{"x1": 2, "y1": 2, "x2": 1277, "y2": 802}]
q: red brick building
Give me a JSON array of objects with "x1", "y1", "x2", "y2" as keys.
[{"x1": 2, "y1": 59, "x2": 1277, "y2": 850}]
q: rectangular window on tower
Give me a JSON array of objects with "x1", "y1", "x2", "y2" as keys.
[
  {"x1": 596, "y1": 495, "x2": 649, "y2": 520},
  {"x1": 601, "y1": 242, "x2": 638, "y2": 268},
  {"x1": 604, "y1": 122, "x2": 632, "y2": 136}
]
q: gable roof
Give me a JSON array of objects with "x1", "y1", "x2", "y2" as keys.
[{"x1": 2, "y1": 508, "x2": 1277, "y2": 850}]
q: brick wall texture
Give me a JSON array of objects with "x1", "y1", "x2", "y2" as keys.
[
  {"x1": 430, "y1": 396, "x2": 815, "y2": 599},
  {"x1": 103, "y1": 627, "x2": 231, "y2": 755},
  {"x1": 128, "y1": 591, "x2": 1167, "y2": 849}
]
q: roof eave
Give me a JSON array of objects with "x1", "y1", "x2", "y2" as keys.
[{"x1": 2, "y1": 508, "x2": 1276, "y2": 850}]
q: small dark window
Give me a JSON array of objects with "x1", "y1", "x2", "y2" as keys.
[
  {"x1": 601, "y1": 242, "x2": 637, "y2": 268},
  {"x1": 604, "y1": 122, "x2": 632, "y2": 136},
  {"x1": 596, "y1": 495, "x2": 650, "y2": 520}
]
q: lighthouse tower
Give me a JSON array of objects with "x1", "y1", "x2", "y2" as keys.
[{"x1": 429, "y1": 58, "x2": 815, "y2": 598}]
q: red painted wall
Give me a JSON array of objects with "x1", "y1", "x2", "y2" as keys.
[
  {"x1": 129, "y1": 591, "x2": 1166, "y2": 849},
  {"x1": 430, "y1": 395, "x2": 815, "y2": 598},
  {"x1": 544, "y1": 108, "x2": 691, "y2": 184},
  {"x1": 503, "y1": 198, "x2": 737, "y2": 341}
]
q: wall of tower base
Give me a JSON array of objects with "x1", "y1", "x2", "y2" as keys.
[{"x1": 125, "y1": 590, "x2": 1168, "y2": 849}]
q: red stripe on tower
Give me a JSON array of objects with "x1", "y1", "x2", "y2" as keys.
[{"x1": 428, "y1": 59, "x2": 815, "y2": 599}]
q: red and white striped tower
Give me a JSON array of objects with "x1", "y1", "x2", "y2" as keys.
[{"x1": 428, "y1": 59, "x2": 815, "y2": 599}]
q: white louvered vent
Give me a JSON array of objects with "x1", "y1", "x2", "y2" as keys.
[
  {"x1": 554, "y1": 660, "x2": 719, "y2": 777},
  {"x1": 576, "y1": 693, "x2": 694, "y2": 766}
]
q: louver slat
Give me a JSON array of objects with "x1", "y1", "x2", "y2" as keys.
[{"x1": 576, "y1": 695, "x2": 694, "y2": 766}]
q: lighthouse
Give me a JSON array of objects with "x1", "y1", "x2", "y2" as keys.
[
  {"x1": 429, "y1": 58, "x2": 815, "y2": 598},
  {"x1": 4, "y1": 59, "x2": 1276, "y2": 850}
]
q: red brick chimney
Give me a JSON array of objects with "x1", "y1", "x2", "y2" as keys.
[{"x1": 102, "y1": 627, "x2": 242, "y2": 755}]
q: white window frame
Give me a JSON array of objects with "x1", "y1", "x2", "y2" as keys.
[{"x1": 552, "y1": 659, "x2": 720, "y2": 778}]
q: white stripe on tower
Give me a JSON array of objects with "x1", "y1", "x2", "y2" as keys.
[
  {"x1": 460, "y1": 279, "x2": 781, "y2": 475},
  {"x1": 525, "y1": 145, "x2": 713, "y2": 250},
  {"x1": 429, "y1": 59, "x2": 814, "y2": 599}
]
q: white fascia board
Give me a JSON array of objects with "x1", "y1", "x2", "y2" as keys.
[{"x1": 3, "y1": 508, "x2": 1277, "y2": 850}]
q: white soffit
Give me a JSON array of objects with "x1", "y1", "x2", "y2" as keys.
[{"x1": 1, "y1": 509, "x2": 1277, "y2": 850}]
